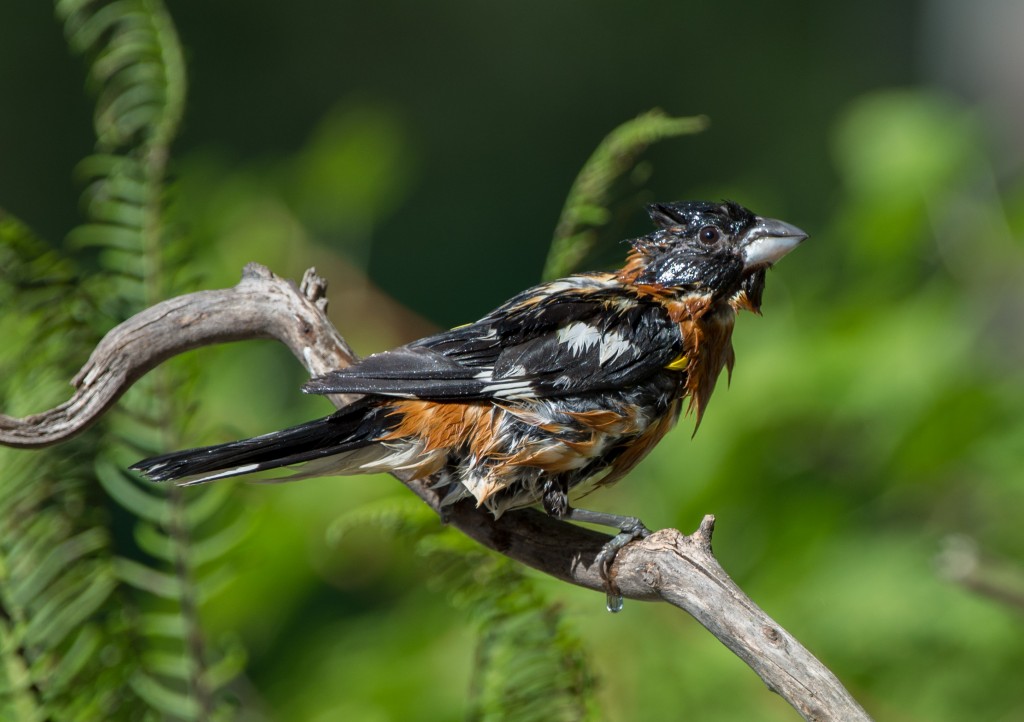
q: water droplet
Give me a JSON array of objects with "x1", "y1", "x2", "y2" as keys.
[{"x1": 606, "y1": 593, "x2": 624, "y2": 613}]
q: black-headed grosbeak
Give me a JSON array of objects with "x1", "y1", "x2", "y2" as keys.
[{"x1": 133, "y1": 201, "x2": 806, "y2": 575}]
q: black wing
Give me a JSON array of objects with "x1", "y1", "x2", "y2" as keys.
[{"x1": 303, "y1": 275, "x2": 684, "y2": 401}]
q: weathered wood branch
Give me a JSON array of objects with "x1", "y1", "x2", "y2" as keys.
[
  {"x1": 0, "y1": 265, "x2": 359, "y2": 447},
  {"x1": 0, "y1": 264, "x2": 872, "y2": 721}
]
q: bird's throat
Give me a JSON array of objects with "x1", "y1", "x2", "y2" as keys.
[{"x1": 677, "y1": 300, "x2": 737, "y2": 426}]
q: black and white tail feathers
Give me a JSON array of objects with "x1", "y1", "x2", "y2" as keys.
[{"x1": 131, "y1": 400, "x2": 388, "y2": 486}]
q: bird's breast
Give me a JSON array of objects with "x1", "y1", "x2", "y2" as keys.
[{"x1": 675, "y1": 300, "x2": 737, "y2": 423}]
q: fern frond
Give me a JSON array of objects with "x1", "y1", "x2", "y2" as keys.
[
  {"x1": 426, "y1": 535, "x2": 597, "y2": 721},
  {"x1": 0, "y1": 213, "x2": 82, "y2": 324},
  {"x1": 326, "y1": 493, "x2": 440, "y2": 547},
  {"x1": 331, "y1": 500, "x2": 599, "y2": 721},
  {"x1": 0, "y1": 218, "x2": 135, "y2": 721},
  {"x1": 57, "y1": 0, "x2": 186, "y2": 153},
  {"x1": 51, "y1": 1, "x2": 248, "y2": 719},
  {"x1": 543, "y1": 109, "x2": 708, "y2": 280}
]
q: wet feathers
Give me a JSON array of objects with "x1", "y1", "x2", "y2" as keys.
[{"x1": 133, "y1": 201, "x2": 806, "y2": 521}]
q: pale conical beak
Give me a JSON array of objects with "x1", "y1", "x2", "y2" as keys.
[{"x1": 741, "y1": 217, "x2": 808, "y2": 272}]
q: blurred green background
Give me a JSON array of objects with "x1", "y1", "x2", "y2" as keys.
[{"x1": 3, "y1": 1, "x2": 1024, "y2": 720}]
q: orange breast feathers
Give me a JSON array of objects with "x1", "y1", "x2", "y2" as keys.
[
  {"x1": 384, "y1": 400, "x2": 488, "y2": 453},
  {"x1": 381, "y1": 398, "x2": 653, "y2": 509},
  {"x1": 384, "y1": 399, "x2": 642, "y2": 469},
  {"x1": 648, "y1": 293, "x2": 738, "y2": 425}
]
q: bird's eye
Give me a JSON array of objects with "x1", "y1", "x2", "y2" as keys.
[{"x1": 698, "y1": 226, "x2": 721, "y2": 244}]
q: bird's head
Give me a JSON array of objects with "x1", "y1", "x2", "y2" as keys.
[{"x1": 620, "y1": 200, "x2": 807, "y2": 312}]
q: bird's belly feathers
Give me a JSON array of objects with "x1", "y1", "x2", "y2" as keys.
[{"x1": 376, "y1": 373, "x2": 685, "y2": 516}]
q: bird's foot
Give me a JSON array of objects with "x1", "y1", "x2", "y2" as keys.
[{"x1": 566, "y1": 508, "x2": 651, "y2": 612}]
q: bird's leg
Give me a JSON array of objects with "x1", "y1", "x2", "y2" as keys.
[
  {"x1": 541, "y1": 479, "x2": 649, "y2": 610},
  {"x1": 566, "y1": 507, "x2": 651, "y2": 578},
  {"x1": 566, "y1": 507, "x2": 651, "y2": 612}
]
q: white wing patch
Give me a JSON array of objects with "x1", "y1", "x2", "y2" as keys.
[
  {"x1": 500, "y1": 364, "x2": 527, "y2": 378},
  {"x1": 480, "y1": 379, "x2": 535, "y2": 398},
  {"x1": 557, "y1": 322, "x2": 602, "y2": 355},
  {"x1": 598, "y1": 329, "x2": 634, "y2": 365},
  {"x1": 557, "y1": 322, "x2": 634, "y2": 366}
]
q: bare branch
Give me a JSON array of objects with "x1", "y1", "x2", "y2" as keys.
[
  {"x1": 0, "y1": 264, "x2": 873, "y2": 721},
  {"x1": 441, "y1": 505, "x2": 872, "y2": 721},
  {"x1": 0, "y1": 264, "x2": 358, "y2": 447}
]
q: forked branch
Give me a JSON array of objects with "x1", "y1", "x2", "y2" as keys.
[{"x1": 0, "y1": 264, "x2": 872, "y2": 722}]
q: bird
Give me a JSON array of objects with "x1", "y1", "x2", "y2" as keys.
[{"x1": 132, "y1": 200, "x2": 806, "y2": 580}]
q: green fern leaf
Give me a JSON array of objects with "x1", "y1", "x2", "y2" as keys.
[
  {"x1": 8, "y1": 529, "x2": 108, "y2": 608},
  {"x1": 24, "y1": 565, "x2": 117, "y2": 650},
  {"x1": 44, "y1": 626, "x2": 102, "y2": 693},
  {"x1": 543, "y1": 109, "x2": 708, "y2": 279},
  {"x1": 94, "y1": 457, "x2": 169, "y2": 524},
  {"x1": 0, "y1": 223, "x2": 135, "y2": 720},
  {"x1": 129, "y1": 671, "x2": 201, "y2": 718},
  {"x1": 113, "y1": 557, "x2": 182, "y2": 600},
  {"x1": 332, "y1": 500, "x2": 599, "y2": 721},
  {"x1": 139, "y1": 612, "x2": 187, "y2": 638}
]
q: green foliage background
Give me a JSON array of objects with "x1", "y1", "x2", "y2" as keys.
[{"x1": 3, "y1": 1, "x2": 1024, "y2": 720}]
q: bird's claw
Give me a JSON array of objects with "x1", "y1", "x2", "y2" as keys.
[
  {"x1": 594, "y1": 517, "x2": 651, "y2": 611},
  {"x1": 595, "y1": 520, "x2": 650, "y2": 577}
]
